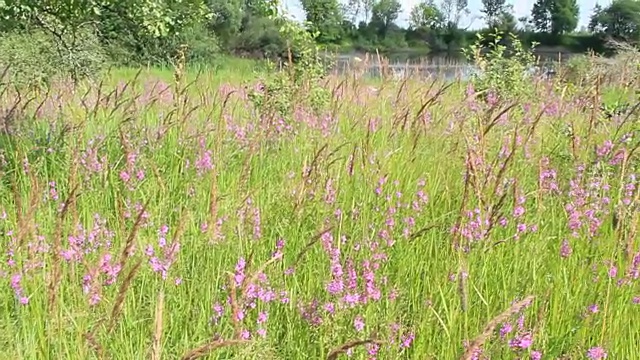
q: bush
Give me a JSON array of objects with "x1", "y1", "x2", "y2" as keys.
[
  {"x1": 230, "y1": 16, "x2": 288, "y2": 59},
  {"x1": 464, "y1": 31, "x2": 539, "y2": 101},
  {"x1": 0, "y1": 28, "x2": 107, "y2": 88},
  {"x1": 558, "y1": 43, "x2": 640, "y2": 88},
  {"x1": 102, "y1": 22, "x2": 220, "y2": 66}
]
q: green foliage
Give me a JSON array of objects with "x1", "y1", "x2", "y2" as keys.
[
  {"x1": 0, "y1": 0, "x2": 211, "y2": 38},
  {"x1": 589, "y1": 0, "x2": 640, "y2": 43},
  {"x1": 559, "y1": 48, "x2": 640, "y2": 89},
  {"x1": 0, "y1": 0, "x2": 213, "y2": 70},
  {"x1": 409, "y1": 0, "x2": 444, "y2": 31},
  {"x1": 207, "y1": 0, "x2": 244, "y2": 47},
  {"x1": 464, "y1": 31, "x2": 539, "y2": 101},
  {"x1": 231, "y1": 15, "x2": 287, "y2": 58},
  {"x1": 371, "y1": 0, "x2": 402, "y2": 36},
  {"x1": 300, "y1": 0, "x2": 345, "y2": 44},
  {"x1": 0, "y1": 0, "x2": 634, "y2": 76},
  {"x1": 530, "y1": 0, "x2": 579, "y2": 34},
  {"x1": 0, "y1": 29, "x2": 106, "y2": 88},
  {"x1": 249, "y1": 10, "x2": 331, "y2": 120},
  {"x1": 481, "y1": 0, "x2": 507, "y2": 28},
  {"x1": 103, "y1": 22, "x2": 219, "y2": 66}
]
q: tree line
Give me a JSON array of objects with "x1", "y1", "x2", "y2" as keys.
[
  {"x1": 0, "y1": 0, "x2": 638, "y2": 71},
  {"x1": 303, "y1": 0, "x2": 640, "y2": 54}
]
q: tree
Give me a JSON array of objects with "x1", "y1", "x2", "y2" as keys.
[
  {"x1": 589, "y1": 0, "x2": 640, "y2": 41},
  {"x1": 440, "y1": 0, "x2": 470, "y2": 29},
  {"x1": 0, "y1": 0, "x2": 210, "y2": 39},
  {"x1": 494, "y1": 6, "x2": 517, "y2": 33},
  {"x1": 409, "y1": 0, "x2": 444, "y2": 30},
  {"x1": 517, "y1": 16, "x2": 535, "y2": 31},
  {"x1": 481, "y1": 0, "x2": 507, "y2": 28},
  {"x1": 530, "y1": 0, "x2": 579, "y2": 34},
  {"x1": 300, "y1": 0, "x2": 345, "y2": 43},
  {"x1": 0, "y1": 0, "x2": 211, "y2": 75},
  {"x1": 531, "y1": 0, "x2": 552, "y2": 32},
  {"x1": 344, "y1": 0, "x2": 375, "y2": 23},
  {"x1": 244, "y1": 0, "x2": 278, "y2": 18},
  {"x1": 588, "y1": 4, "x2": 604, "y2": 32},
  {"x1": 207, "y1": 0, "x2": 243, "y2": 46},
  {"x1": 550, "y1": 0, "x2": 579, "y2": 34},
  {"x1": 370, "y1": 0, "x2": 401, "y2": 35}
]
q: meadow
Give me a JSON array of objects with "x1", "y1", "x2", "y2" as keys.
[{"x1": 0, "y1": 56, "x2": 638, "y2": 360}]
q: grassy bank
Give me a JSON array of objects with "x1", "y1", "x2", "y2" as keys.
[{"x1": 0, "y1": 63, "x2": 638, "y2": 360}]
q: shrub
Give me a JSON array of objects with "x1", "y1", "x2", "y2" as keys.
[
  {"x1": 558, "y1": 43, "x2": 640, "y2": 88},
  {"x1": 230, "y1": 16, "x2": 288, "y2": 60},
  {"x1": 464, "y1": 31, "x2": 539, "y2": 101},
  {"x1": 102, "y1": 22, "x2": 220, "y2": 67},
  {"x1": 0, "y1": 28, "x2": 107, "y2": 88},
  {"x1": 248, "y1": 19, "x2": 332, "y2": 120}
]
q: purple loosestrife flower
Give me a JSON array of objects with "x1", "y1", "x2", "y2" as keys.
[
  {"x1": 596, "y1": 140, "x2": 613, "y2": 158},
  {"x1": 400, "y1": 332, "x2": 415, "y2": 349},
  {"x1": 120, "y1": 171, "x2": 131, "y2": 183},
  {"x1": 80, "y1": 137, "x2": 107, "y2": 176},
  {"x1": 48, "y1": 181, "x2": 59, "y2": 201},
  {"x1": 195, "y1": 138, "x2": 214, "y2": 176},
  {"x1": 272, "y1": 239, "x2": 285, "y2": 260},
  {"x1": 257, "y1": 311, "x2": 268, "y2": 324},
  {"x1": 323, "y1": 302, "x2": 335, "y2": 314},
  {"x1": 10, "y1": 273, "x2": 28, "y2": 305},
  {"x1": 560, "y1": 239, "x2": 572, "y2": 258},
  {"x1": 463, "y1": 340, "x2": 483, "y2": 360},
  {"x1": 234, "y1": 257, "x2": 246, "y2": 286},
  {"x1": 324, "y1": 178, "x2": 337, "y2": 205},
  {"x1": 517, "y1": 314, "x2": 525, "y2": 330},
  {"x1": 354, "y1": 315, "x2": 365, "y2": 332},
  {"x1": 145, "y1": 225, "x2": 180, "y2": 281},
  {"x1": 610, "y1": 149, "x2": 625, "y2": 165},
  {"x1": 82, "y1": 267, "x2": 102, "y2": 306},
  {"x1": 587, "y1": 346, "x2": 607, "y2": 359},
  {"x1": 367, "y1": 342, "x2": 380, "y2": 357},
  {"x1": 362, "y1": 260, "x2": 381, "y2": 302},
  {"x1": 509, "y1": 332, "x2": 533, "y2": 350},
  {"x1": 299, "y1": 300, "x2": 323, "y2": 326},
  {"x1": 99, "y1": 253, "x2": 122, "y2": 285},
  {"x1": 500, "y1": 322, "x2": 513, "y2": 338},
  {"x1": 530, "y1": 350, "x2": 542, "y2": 360},
  {"x1": 252, "y1": 206, "x2": 261, "y2": 240}
]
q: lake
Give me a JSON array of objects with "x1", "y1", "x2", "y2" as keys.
[{"x1": 329, "y1": 50, "x2": 575, "y2": 81}]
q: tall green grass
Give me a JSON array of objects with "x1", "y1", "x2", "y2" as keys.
[{"x1": 0, "y1": 63, "x2": 638, "y2": 360}]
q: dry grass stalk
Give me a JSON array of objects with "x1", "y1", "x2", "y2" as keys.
[
  {"x1": 85, "y1": 330, "x2": 105, "y2": 360},
  {"x1": 291, "y1": 227, "x2": 333, "y2": 269},
  {"x1": 227, "y1": 272, "x2": 242, "y2": 337},
  {"x1": 151, "y1": 290, "x2": 165, "y2": 360},
  {"x1": 117, "y1": 199, "x2": 150, "y2": 269},
  {"x1": 108, "y1": 259, "x2": 143, "y2": 332},
  {"x1": 326, "y1": 339, "x2": 383, "y2": 360},
  {"x1": 47, "y1": 184, "x2": 79, "y2": 312},
  {"x1": 180, "y1": 339, "x2": 251, "y2": 360},
  {"x1": 460, "y1": 295, "x2": 535, "y2": 360},
  {"x1": 208, "y1": 167, "x2": 218, "y2": 244},
  {"x1": 458, "y1": 267, "x2": 469, "y2": 312},
  {"x1": 181, "y1": 268, "x2": 253, "y2": 359}
]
